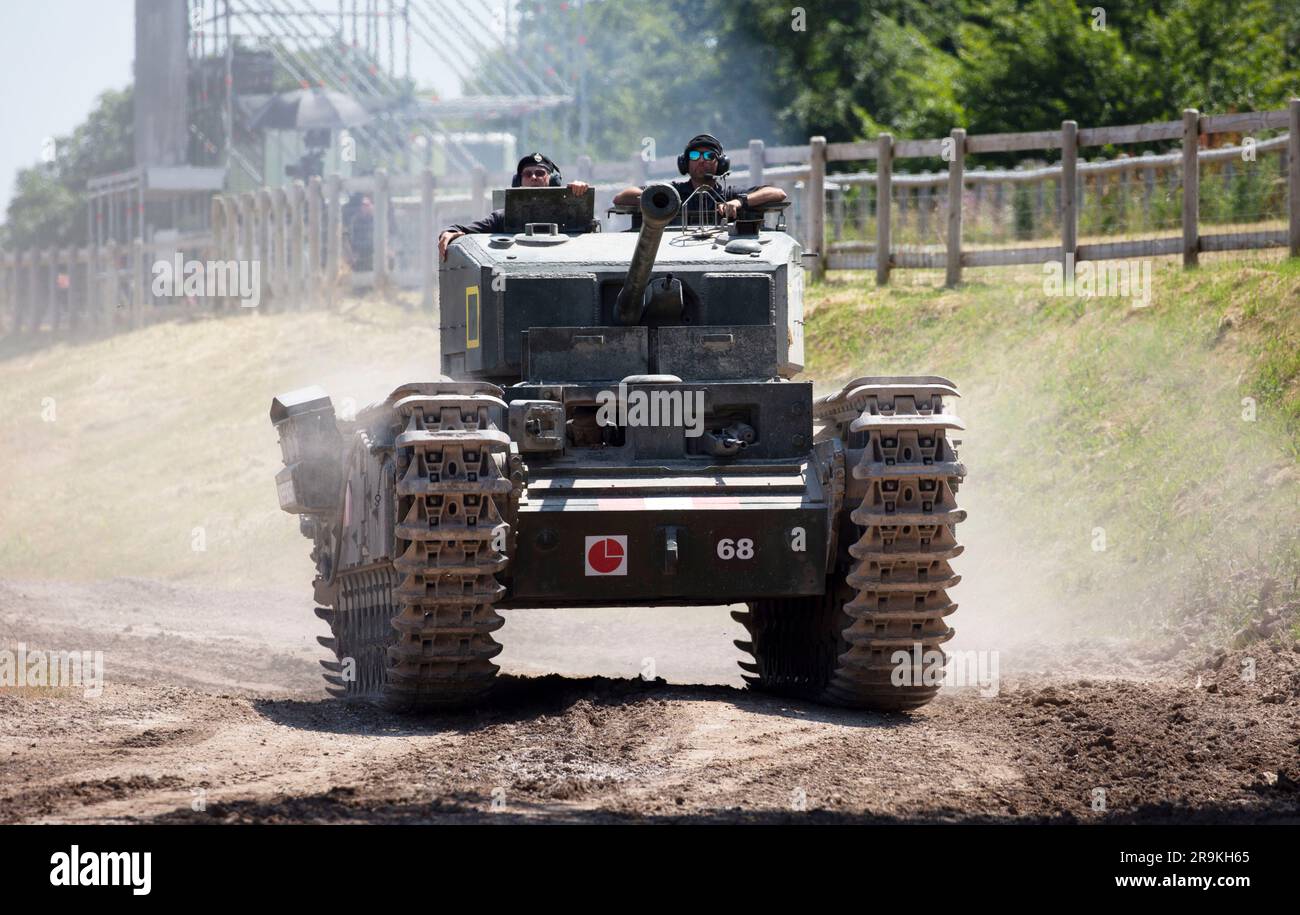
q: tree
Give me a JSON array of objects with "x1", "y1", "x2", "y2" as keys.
[
  {"x1": 2, "y1": 87, "x2": 133, "y2": 250},
  {"x1": 956, "y1": 0, "x2": 1139, "y2": 136}
]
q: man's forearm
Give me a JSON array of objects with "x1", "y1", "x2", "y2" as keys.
[
  {"x1": 612, "y1": 186, "x2": 642, "y2": 206},
  {"x1": 744, "y1": 186, "x2": 786, "y2": 206}
]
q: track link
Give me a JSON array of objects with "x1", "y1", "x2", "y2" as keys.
[
  {"x1": 738, "y1": 377, "x2": 967, "y2": 712},
  {"x1": 317, "y1": 565, "x2": 400, "y2": 698},
  {"x1": 383, "y1": 384, "x2": 512, "y2": 711}
]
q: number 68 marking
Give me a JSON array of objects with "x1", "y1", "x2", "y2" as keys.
[{"x1": 716, "y1": 537, "x2": 754, "y2": 560}]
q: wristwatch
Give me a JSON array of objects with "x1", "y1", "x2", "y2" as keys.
[{"x1": 736, "y1": 193, "x2": 749, "y2": 211}]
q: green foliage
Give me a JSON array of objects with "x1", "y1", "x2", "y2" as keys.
[
  {"x1": 2, "y1": 87, "x2": 133, "y2": 250},
  {"x1": 958, "y1": 0, "x2": 1138, "y2": 135},
  {"x1": 493, "y1": 0, "x2": 787, "y2": 162},
  {"x1": 493, "y1": 0, "x2": 1300, "y2": 159}
]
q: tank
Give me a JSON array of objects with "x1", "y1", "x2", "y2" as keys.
[{"x1": 270, "y1": 183, "x2": 967, "y2": 711}]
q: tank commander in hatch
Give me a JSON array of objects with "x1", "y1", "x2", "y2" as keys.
[
  {"x1": 438, "y1": 152, "x2": 590, "y2": 260},
  {"x1": 611, "y1": 134, "x2": 787, "y2": 223}
]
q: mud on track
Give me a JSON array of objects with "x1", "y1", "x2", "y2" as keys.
[{"x1": 1, "y1": 579, "x2": 1298, "y2": 824}]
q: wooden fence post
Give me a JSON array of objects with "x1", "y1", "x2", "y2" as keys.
[
  {"x1": 748, "y1": 139, "x2": 765, "y2": 187},
  {"x1": 210, "y1": 195, "x2": 226, "y2": 312},
  {"x1": 1182, "y1": 108, "x2": 1200, "y2": 268},
  {"x1": 27, "y1": 250, "x2": 40, "y2": 332},
  {"x1": 258, "y1": 188, "x2": 275, "y2": 310},
  {"x1": 42, "y1": 249, "x2": 54, "y2": 331},
  {"x1": 1289, "y1": 98, "x2": 1300, "y2": 257},
  {"x1": 11, "y1": 252, "x2": 20, "y2": 334},
  {"x1": 325, "y1": 174, "x2": 342, "y2": 310},
  {"x1": 239, "y1": 192, "x2": 256, "y2": 278},
  {"x1": 374, "y1": 168, "x2": 389, "y2": 292},
  {"x1": 18, "y1": 251, "x2": 31, "y2": 333},
  {"x1": 946, "y1": 128, "x2": 965, "y2": 287},
  {"x1": 307, "y1": 177, "x2": 322, "y2": 309},
  {"x1": 40, "y1": 250, "x2": 49, "y2": 331},
  {"x1": 6, "y1": 254, "x2": 15, "y2": 335},
  {"x1": 103, "y1": 242, "x2": 117, "y2": 328},
  {"x1": 60, "y1": 247, "x2": 73, "y2": 331},
  {"x1": 289, "y1": 181, "x2": 305, "y2": 310},
  {"x1": 919, "y1": 178, "x2": 931, "y2": 237},
  {"x1": 9, "y1": 253, "x2": 20, "y2": 334},
  {"x1": 420, "y1": 168, "x2": 436, "y2": 314},
  {"x1": 225, "y1": 194, "x2": 239, "y2": 269},
  {"x1": 1034, "y1": 172, "x2": 1045, "y2": 234},
  {"x1": 129, "y1": 238, "x2": 143, "y2": 329},
  {"x1": 53, "y1": 249, "x2": 63, "y2": 330},
  {"x1": 876, "y1": 133, "x2": 893, "y2": 286},
  {"x1": 808, "y1": 136, "x2": 826, "y2": 279},
  {"x1": 1142, "y1": 152, "x2": 1155, "y2": 227},
  {"x1": 873, "y1": 132, "x2": 894, "y2": 285},
  {"x1": 275, "y1": 188, "x2": 290, "y2": 308},
  {"x1": 84, "y1": 246, "x2": 97, "y2": 330},
  {"x1": 1061, "y1": 120, "x2": 1078, "y2": 277},
  {"x1": 0, "y1": 255, "x2": 9, "y2": 336}
]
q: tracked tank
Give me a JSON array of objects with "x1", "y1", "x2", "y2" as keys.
[{"x1": 270, "y1": 183, "x2": 967, "y2": 711}]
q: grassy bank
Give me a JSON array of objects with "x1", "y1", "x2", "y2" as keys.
[
  {"x1": 804, "y1": 258, "x2": 1300, "y2": 645},
  {"x1": 0, "y1": 299, "x2": 438, "y2": 587}
]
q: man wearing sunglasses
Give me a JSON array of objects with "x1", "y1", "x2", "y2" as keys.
[
  {"x1": 611, "y1": 134, "x2": 786, "y2": 222},
  {"x1": 438, "y1": 152, "x2": 590, "y2": 260}
]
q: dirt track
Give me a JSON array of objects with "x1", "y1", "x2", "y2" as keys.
[{"x1": 1, "y1": 578, "x2": 1297, "y2": 824}]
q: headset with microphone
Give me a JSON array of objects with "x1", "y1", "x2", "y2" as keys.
[
  {"x1": 676, "y1": 134, "x2": 730, "y2": 179},
  {"x1": 511, "y1": 152, "x2": 564, "y2": 187}
]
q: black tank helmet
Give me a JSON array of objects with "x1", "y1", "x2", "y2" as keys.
[{"x1": 512, "y1": 152, "x2": 563, "y2": 187}]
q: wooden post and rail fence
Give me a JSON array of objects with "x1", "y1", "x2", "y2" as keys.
[{"x1": 2, "y1": 99, "x2": 1298, "y2": 335}]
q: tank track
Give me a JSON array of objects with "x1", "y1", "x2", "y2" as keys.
[
  {"x1": 315, "y1": 564, "x2": 399, "y2": 698},
  {"x1": 736, "y1": 376, "x2": 966, "y2": 712},
  {"x1": 384, "y1": 383, "x2": 513, "y2": 711}
]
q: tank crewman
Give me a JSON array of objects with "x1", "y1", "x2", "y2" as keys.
[
  {"x1": 438, "y1": 152, "x2": 590, "y2": 260},
  {"x1": 611, "y1": 134, "x2": 787, "y2": 222}
]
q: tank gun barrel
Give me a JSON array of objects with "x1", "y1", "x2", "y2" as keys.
[{"x1": 615, "y1": 183, "x2": 681, "y2": 324}]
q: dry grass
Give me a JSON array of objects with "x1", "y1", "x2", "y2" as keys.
[
  {"x1": 804, "y1": 257, "x2": 1300, "y2": 643},
  {"x1": 0, "y1": 299, "x2": 437, "y2": 585}
]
